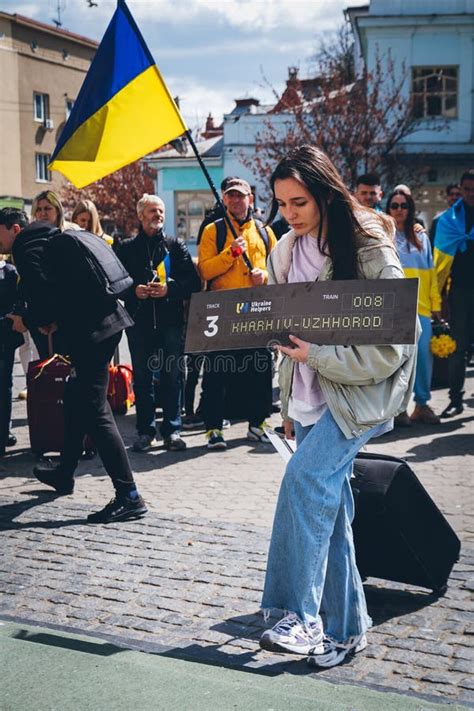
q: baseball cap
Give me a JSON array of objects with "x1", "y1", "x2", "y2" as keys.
[{"x1": 223, "y1": 178, "x2": 252, "y2": 196}]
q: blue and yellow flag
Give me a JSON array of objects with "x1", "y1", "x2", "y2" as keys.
[
  {"x1": 49, "y1": 0, "x2": 187, "y2": 188},
  {"x1": 156, "y1": 253, "x2": 170, "y2": 285},
  {"x1": 434, "y1": 200, "x2": 474, "y2": 292}
]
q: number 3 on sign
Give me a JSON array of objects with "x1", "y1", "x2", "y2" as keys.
[{"x1": 204, "y1": 315, "x2": 219, "y2": 337}]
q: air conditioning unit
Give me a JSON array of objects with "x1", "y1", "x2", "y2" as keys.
[{"x1": 44, "y1": 118, "x2": 54, "y2": 130}]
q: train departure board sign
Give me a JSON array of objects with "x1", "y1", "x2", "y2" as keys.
[{"x1": 185, "y1": 279, "x2": 419, "y2": 353}]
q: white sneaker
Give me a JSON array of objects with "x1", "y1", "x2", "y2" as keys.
[
  {"x1": 308, "y1": 632, "x2": 367, "y2": 668},
  {"x1": 247, "y1": 422, "x2": 270, "y2": 443},
  {"x1": 260, "y1": 612, "x2": 324, "y2": 655}
]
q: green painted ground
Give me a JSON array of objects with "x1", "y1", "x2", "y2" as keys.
[{"x1": 1, "y1": 622, "x2": 461, "y2": 711}]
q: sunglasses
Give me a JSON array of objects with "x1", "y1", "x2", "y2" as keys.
[{"x1": 390, "y1": 202, "x2": 409, "y2": 210}]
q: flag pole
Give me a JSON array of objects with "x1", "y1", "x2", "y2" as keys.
[{"x1": 184, "y1": 129, "x2": 253, "y2": 271}]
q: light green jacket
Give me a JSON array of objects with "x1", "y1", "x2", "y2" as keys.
[{"x1": 268, "y1": 212, "x2": 418, "y2": 439}]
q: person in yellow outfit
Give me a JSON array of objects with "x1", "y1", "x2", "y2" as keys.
[
  {"x1": 198, "y1": 177, "x2": 276, "y2": 449},
  {"x1": 387, "y1": 189, "x2": 441, "y2": 425}
]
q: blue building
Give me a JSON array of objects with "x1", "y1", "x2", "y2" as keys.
[
  {"x1": 346, "y1": 0, "x2": 474, "y2": 220},
  {"x1": 145, "y1": 99, "x2": 275, "y2": 253}
]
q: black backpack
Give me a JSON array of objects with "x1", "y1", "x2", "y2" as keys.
[
  {"x1": 63, "y1": 230, "x2": 133, "y2": 300},
  {"x1": 214, "y1": 218, "x2": 271, "y2": 257}
]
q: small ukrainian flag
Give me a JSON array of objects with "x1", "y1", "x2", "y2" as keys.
[
  {"x1": 49, "y1": 0, "x2": 186, "y2": 188},
  {"x1": 156, "y1": 253, "x2": 170, "y2": 285}
]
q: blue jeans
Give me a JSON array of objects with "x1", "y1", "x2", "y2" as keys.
[
  {"x1": 261, "y1": 409, "x2": 383, "y2": 642},
  {"x1": 414, "y1": 315, "x2": 433, "y2": 405},
  {"x1": 126, "y1": 324, "x2": 184, "y2": 438}
]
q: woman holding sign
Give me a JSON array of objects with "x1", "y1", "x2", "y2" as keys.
[{"x1": 259, "y1": 145, "x2": 417, "y2": 668}]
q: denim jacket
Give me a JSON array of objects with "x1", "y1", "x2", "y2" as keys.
[{"x1": 267, "y1": 210, "x2": 419, "y2": 439}]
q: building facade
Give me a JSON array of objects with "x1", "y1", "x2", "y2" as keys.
[
  {"x1": 0, "y1": 12, "x2": 97, "y2": 209},
  {"x1": 145, "y1": 136, "x2": 223, "y2": 256},
  {"x1": 146, "y1": 99, "x2": 282, "y2": 250},
  {"x1": 346, "y1": 0, "x2": 474, "y2": 220},
  {"x1": 149, "y1": 0, "x2": 474, "y2": 238}
]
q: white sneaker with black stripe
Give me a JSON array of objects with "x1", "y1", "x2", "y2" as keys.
[
  {"x1": 247, "y1": 422, "x2": 270, "y2": 443},
  {"x1": 308, "y1": 632, "x2": 367, "y2": 668},
  {"x1": 260, "y1": 612, "x2": 324, "y2": 655}
]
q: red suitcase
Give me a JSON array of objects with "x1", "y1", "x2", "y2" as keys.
[
  {"x1": 107, "y1": 364, "x2": 134, "y2": 415},
  {"x1": 26, "y1": 354, "x2": 71, "y2": 457}
]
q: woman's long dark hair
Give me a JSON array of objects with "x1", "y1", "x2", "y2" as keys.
[
  {"x1": 385, "y1": 189, "x2": 421, "y2": 251},
  {"x1": 267, "y1": 145, "x2": 373, "y2": 280}
]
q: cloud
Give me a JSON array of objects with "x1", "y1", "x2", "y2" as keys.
[
  {"x1": 153, "y1": 36, "x2": 316, "y2": 59},
  {"x1": 130, "y1": 0, "x2": 360, "y2": 32},
  {"x1": 167, "y1": 75, "x2": 270, "y2": 126},
  {"x1": 4, "y1": 0, "x2": 363, "y2": 36}
]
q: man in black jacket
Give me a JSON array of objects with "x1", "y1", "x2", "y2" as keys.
[
  {"x1": 117, "y1": 194, "x2": 201, "y2": 452},
  {"x1": 0, "y1": 208, "x2": 146, "y2": 524}
]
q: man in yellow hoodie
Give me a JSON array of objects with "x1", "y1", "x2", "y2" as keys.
[{"x1": 198, "y1": 178, "x2": 276, "y2": 449}]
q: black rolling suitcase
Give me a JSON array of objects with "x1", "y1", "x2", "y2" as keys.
[{"x1": 351, "y1": 453, "x2": 461, "y2": 595}]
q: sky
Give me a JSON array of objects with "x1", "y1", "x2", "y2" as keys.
[{"x1": 1, "y1": 0, "x2": 364, "y2": 128}]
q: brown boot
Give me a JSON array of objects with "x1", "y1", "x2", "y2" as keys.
[
  {"x1": 410, "y1": 404, "x2": 440, "y2": 425},
  {"x1": 394, "y1": 411, "x2": 412, "y2": 427}
]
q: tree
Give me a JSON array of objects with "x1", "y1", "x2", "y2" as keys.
[
  {"x1": 242, "y1": 29, "x2": 442, "y2": 199},
  {"x1": 60, "y1": 159, "x2": 155, "y2": 236},
  {"x1": 310, "y1": 23, "x2": 355, "y2": 86}
]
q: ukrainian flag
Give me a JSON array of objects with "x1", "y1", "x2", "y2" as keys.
[
  {"x1": 156, "y1": 253, "x2": 170, "y2": 285},
  {"x1": 434, "y1": 200, "x2": 474, "y2": 292},
  {"x1": 49, "y1": 0, "x2": 186, "y2": 188}
]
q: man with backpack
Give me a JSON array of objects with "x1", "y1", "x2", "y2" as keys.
[
  {"x1": 0, "y1": 207, "x2": 147, "y2": 524},
  {"x1": 198, "y1": 177, "x2": 276, "y2": 450}
]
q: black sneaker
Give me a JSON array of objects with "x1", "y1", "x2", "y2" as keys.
[
  {"x1": 182, "y1": 414, "x2": 205, "y2": 430},
  {"x1": 6, "y1": 433, "x2": 17, "y2": 447},
  {"x1": 87, "y1": 494, "x2": 147, "y2": 524},
  {"x1": 33, "y1": 465, "x2": 74, "y2": 495},
  {"x1": 440, "y1": 403, "x2": 463, "y2": 418},
  {"x1": 206, "y1": 429, "x2": 227, "y2": 450},
  {"x1": 163, "y1": 432, "x2": 187, "y2": 451}
]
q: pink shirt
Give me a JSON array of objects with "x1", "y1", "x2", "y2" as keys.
[{"x1": 287, "y1": 235, "x2": 327, "y2": 423}]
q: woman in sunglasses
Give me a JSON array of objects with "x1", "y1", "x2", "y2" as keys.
[{"x1": 387, "y1": 189, "x2": 441, "y2": 425}]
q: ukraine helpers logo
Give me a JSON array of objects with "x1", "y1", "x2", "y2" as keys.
[{"x1": 236, "y1": 302, "x2": 250, "y2": 314}]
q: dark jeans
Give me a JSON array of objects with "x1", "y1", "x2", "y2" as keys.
[
  {"x1": 0, "y1": 347, "x2": 15, "y2": 447},
  {"x1": 202, "y1": 348, "x2": 272, "y2": 430},
  {"x1": 127, "y1": 324, "x2": 184, "y2": 438},
  {"x1": 184, "y1": 353, "x2": 205, "y2": 416},
  {"x1": 62, "y1": 332, "x2": 135, "y2": 496},
  {"x1": 448, "y1": 288, "x2": 474, "y2": 405}
]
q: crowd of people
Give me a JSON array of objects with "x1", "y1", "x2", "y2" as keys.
[
  {"x1": 0, "y1": 147, "x2": 473, "y2": 669},
  {"x1": 1, "y1": 169, "x2": 473, "y2": 464}
]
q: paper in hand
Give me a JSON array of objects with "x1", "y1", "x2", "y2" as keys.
[{"x1": 263, "y1": 426, "x2": 296, "y2": 463}]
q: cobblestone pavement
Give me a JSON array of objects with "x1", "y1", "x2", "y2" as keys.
[{"x1": 0, "y1": 356, "x2": 473, "y2": 706}]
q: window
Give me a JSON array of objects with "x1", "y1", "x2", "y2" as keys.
[
  {"x1": 65, "y1": 98, "x2": 74, "y2": 119},
  {"x1": 412, "y1": 66, "x2": 458, "y2": 119},
  {"x1": 35, "y1": 153, "x2": 51, "y2": 182},
  {"x1": 33, "y1": 92, "x2": 49, "y2": 122}
]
